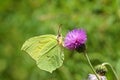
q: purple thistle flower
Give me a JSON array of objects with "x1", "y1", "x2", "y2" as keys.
[
  {"x1": 64, "y1": 29, "x2": 87, "y2": 51},
  {"x1": 88, "y1": 74, "x2": 107, "y2": 80}
]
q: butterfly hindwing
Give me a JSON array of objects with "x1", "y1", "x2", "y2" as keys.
[{"x1": 37, "y1": 44, "x2": 64, "y2": 73}]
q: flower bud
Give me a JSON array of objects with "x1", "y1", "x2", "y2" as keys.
[{"x1": 95, "y1": 65, "x2": 108, "y2": 76}]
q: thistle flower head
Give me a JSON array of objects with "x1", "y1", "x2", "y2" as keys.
[
  {"x1": 64, "y1": 29, "x2": 87, "y2": 51},
  {"x1": 88, "y1": 74, "x2": 107, "y2": 80}
]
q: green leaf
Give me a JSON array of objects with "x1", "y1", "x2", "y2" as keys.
[{"x1": 21, "y1": 35, "x2": 64, "y2": 73}]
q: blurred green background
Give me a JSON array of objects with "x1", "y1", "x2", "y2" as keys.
[{"x1": 0, "y1": 0, "x2": 120, "y2": 80}]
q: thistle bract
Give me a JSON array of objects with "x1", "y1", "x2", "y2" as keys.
[{"x1": 64, "y1": 29, "x2": 87, "y2": 51}]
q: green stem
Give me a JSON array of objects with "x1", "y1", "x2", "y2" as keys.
[
  {"x1": 102, "y1": 63, "x2": 119, "y2": 80},
  {"x1": 84, "y1": 52, "x2": 101, "y2": 80}
]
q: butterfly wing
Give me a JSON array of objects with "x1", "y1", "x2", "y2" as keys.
[
  {"x1": 37, "y1": 44, "x2": 64, "y2": 73},
  {"x1": 21, "y1": 35, "x2": 64, "y2": 73}
]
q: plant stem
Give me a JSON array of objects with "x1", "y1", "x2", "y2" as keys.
[
  {"x1": 102, "y1": 63, "x2": 119, "y2": 80},
  {"x1": 84, "y1": 52, "x2": 101, "y2": 80}
]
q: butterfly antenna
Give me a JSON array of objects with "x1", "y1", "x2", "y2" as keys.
[
  {"x1": 57, "y1": 24, "x2": 62, "y2": 43},
  {"x1": 57, "y1": 24, "x2": 62, "y2": 37}
]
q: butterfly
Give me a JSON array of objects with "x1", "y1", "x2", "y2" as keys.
[{"x1": 21, "y1": 25, "x2": 64, "y2": 73}]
